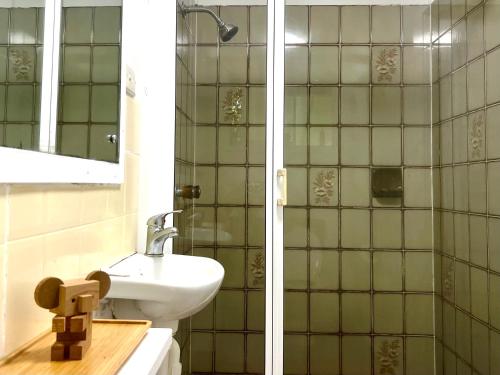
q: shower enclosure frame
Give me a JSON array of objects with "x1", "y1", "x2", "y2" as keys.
[{"x1": 264, "y1": 1, "x2": 286, "y2": 374}]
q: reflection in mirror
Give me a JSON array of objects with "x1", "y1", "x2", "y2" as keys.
[
  {"x1": 56, "y1": 2, "x2": 122, "y2": 163},
  {"x1": 0, "y1": 2, "x2": 45, "y2": 151}
]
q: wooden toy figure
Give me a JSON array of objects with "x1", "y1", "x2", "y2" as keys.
[{"x1": 34, "y1": 270, "x2": 111, "y2": 361}]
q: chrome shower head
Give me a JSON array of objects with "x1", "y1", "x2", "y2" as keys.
[
  {"x1": 219, "y1": 23, "x2": 239, "y2": 42},
  {"x1": 180, "y1": 4, "x2": 239, "y2": 42}
]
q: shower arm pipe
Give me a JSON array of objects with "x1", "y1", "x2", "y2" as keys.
[{"x1": 180, "y1": 5, "x2": 225, "y2": 27}]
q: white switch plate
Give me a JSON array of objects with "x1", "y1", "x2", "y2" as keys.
[{"x1": 126, "y1": 65, "x2": 136, "y2": 97}]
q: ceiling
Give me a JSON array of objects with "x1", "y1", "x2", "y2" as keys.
[{"x1": 196, "y1": 0, "x2": 432, "y2": 5}]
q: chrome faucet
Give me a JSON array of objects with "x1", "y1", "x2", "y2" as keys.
[{"x1": 145, "y1": 210, "x2": 183, "y2": 256}]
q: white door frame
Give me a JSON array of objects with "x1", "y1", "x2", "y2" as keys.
[{"x1": 265, "y1": 0, "x2": 285, "y2": 374}]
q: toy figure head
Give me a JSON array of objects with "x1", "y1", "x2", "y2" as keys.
[{"x1": 34, "y1": 270, "x2": 111, "y2": 316}]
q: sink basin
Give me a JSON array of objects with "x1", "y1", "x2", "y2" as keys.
[{"x1": 104, "y1": 253, "x2": 224, "y2": 320}]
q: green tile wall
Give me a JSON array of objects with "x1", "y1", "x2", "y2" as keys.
[
  {"x1": 431, "y1": 0, "x2": 500, "y2": 374},
  {"x1": 56, "y1": 6, "x2": 122, "y2": 162},
  {"x1": 186, "y1": 4, "x2": 436, "y2": 375},
  {"x1": 282, "y1": 5, "x2": 434, "y2": 375},
  {"x1": 0, "y1": 7, "x2": 44, "y2": 150},
  {"x1": 190, "y1": 5, "x2": 267, "y2": 375}
]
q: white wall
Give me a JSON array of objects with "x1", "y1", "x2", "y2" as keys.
[{"x1": 133, "y1": 0, "x2": 178, "y2": 253}]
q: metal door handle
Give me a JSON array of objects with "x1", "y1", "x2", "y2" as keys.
[{"x1": 277, "y1": 168, "x2": 287, "y2": 207}]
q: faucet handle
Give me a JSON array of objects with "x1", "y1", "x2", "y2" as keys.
[{"x1": 147, "y1": 210, "x2": 183, "y2": 228}]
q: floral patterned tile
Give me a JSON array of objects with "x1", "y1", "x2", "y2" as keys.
[
  {"x1": 8, "y1": 46, "x2": 35, "y2": 82},
  {"x1": 468, "y1": 111, "x2": 485, "y2": 161},
  {"x1": 443, "y1": 257, "x2": 455, "y2": 301},
  {"x1": 375, "y1": 337, "x2": 402, "y2": 375},
  {"x1": 372, "y1": 46, "x2": 401, "y2": 84},
  {"x1": 309, "y1": 168, "x2": 338, "y2": 206},
  {"x1": 248, "y1": 249, "x2": 265, "y2": 288},
  {"x1": 219, "y1": 86, "x2": 247, "y2": 125}
]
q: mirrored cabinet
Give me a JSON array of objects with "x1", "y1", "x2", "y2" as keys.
[
  {"x1": 0, "y1": 0, "x2": 125, "y2": 183},
  {"x1": 57, "y1": 4, "x2": 122, "y2": 162},
  {"x1": 0, "y1": 5, "x2": 44, "y2": 151}
]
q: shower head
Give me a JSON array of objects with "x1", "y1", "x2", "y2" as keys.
[
  {"x1": 180, "y1": 4, "x2": 239, "y2": 42},
  {"x1": 219, "y1": 23, "x2": 239, "y2": 42}
]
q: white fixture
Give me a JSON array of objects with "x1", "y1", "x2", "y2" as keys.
[
  {"x1": 105, "y1": 253, "x2": 224, "y2": 320},
  {"x1": 103, "y1": 253, "x2": 224, "y2": 375}
]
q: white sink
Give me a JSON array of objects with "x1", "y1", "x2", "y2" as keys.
[{"x1": 104, "y1": 253, "x2": 224, "y2": 321}]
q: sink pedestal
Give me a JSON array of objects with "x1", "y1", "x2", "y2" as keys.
[
  {"x1": 103, "y1": 298, "x2": 182, "y2": 375},
  {"x1": 102, "y1": 253, "x2": 225, "y2": 375}
]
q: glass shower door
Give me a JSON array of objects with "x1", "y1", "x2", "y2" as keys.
[
  {"x1": 178, "y1": 2, "x2": 276, "y2": 374},
  {"x1": 281, "y1": 2, "x2": 435, "y2": 375}
]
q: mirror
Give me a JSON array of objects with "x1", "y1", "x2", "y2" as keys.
[
  {"x1": 57, "y1": 2, "x2": 122, "y2": 162},
  {"x1": 0, "y1": 2, "x2": 45, "y2": 151},
  {"x1": 0, "y1": 0, "x2": 122, "y2": 164}
]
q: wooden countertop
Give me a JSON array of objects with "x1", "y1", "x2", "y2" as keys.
[{"x1": 0, "y1": 319, "x2": 151, "y2": 375}]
